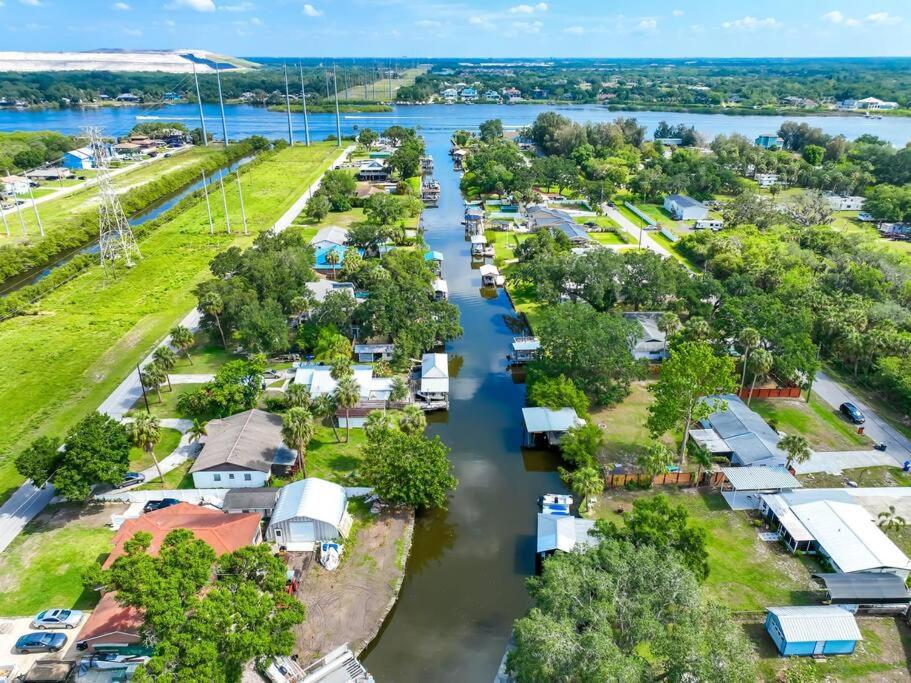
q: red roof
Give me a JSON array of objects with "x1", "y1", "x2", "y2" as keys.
[
  {"x1": 103, "y1": 502, "x2": 261, "y2": 569},
  {"x1": 78, "y1": 592, "x2": 144, "y2": 644}
]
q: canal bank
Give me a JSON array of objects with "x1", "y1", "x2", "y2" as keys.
[{"x1": 360, "y1": 131, "x2": 565, "y2": 681}]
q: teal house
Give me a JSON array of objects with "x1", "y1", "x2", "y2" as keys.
[{"x1": 765, "y1": 606, "x2": 861, "y2": 657}]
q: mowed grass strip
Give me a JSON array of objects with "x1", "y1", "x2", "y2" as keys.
[{"x1": 0, "y1": 143, "x2": 340, "y2": 497}]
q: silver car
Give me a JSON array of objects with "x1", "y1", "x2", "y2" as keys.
[{"x1": 32, "y1": 608, "x2": 84, "y2": 630}]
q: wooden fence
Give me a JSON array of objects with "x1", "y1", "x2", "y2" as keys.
[
  {"x1": 737, "y1": 386, "x2": 801, "y2": 400},
  {"x1": 603, "y1": 470, "x2": 726, "y2": 490}
]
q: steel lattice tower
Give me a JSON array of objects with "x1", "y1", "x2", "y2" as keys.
[{"x1": 87, "y1": 127, "x2": 141, "y2": 275}]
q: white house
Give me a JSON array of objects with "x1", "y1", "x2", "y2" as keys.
[
  {"x1": 63, "y1": 146, "x2": 96, "y2": 170},
  {"x1": 483, "y1": 89, "x2": 502, "y2": 102},
  {"x1": 419, "y1": 353, "x2": 449, "y2": 400},
  {"x1": 441, "y1": 87, "x2": 458, "y2": 103},
  {"x1": 854, "y1": 97, "x2": 900, "y2": 111},
  {"x1": 310, "y1": 226, "x2": 349, "y2": 250},
  {"x1": 266, "y1": 478, "x2": 352, "y2": 551},
  {"x1": 294, "y1": 364, "x2": 394, "y2": 402},
  {"x1": 623, "y1": 312, "x2": 669, "y2": 361},
  {"x1": 189, "y1": 409, "x2": 293, "y2": 488},
  {"x1": 1, "y1": 175, "x2": 29, "y2": 196},
  {"x1": 756, "y1": 173, "x2": 779, "y2": 189},
  {"x1": 305, "y1": 280, "x2": 356, "y2": 304},
  {"x1": 663, "y1": 194, "x2": 709, "y2": 221},
  {"x1": 825, "y1": 194, "x2": 865, "y2": 211}
]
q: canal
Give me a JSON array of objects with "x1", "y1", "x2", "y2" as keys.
[{"x1": 361, "y1": 131, "x2": 564, "y2": 681}]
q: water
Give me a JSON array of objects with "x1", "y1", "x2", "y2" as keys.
[
  {"x1": 360, "y1": 129, "x2": 564, "y2": 682},
  {"x1": 2, "y1": 102, "x2": 911, "y2": 145}
]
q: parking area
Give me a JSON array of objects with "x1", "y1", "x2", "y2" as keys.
[{"x1": 0, "y1": 617, "x2": 87, "y2": 675}]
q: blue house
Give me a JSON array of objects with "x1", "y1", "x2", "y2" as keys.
[
  {"x1": 314, "y1": 244, "x2": 361, "y2": 273},
  {"x1": 765, "y1": 606, "x2": 862, "y2": 657},
  {"x1": 755, "y1": 133, "x2": 784, "y2": 149},
  {"x1": 63, "y1": 146, "x2": 95, "y2": 170}
]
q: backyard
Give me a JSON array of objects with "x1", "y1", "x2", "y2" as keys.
[
  {"x1": 0, "y1": 142, "x2": 341, "y2": 499},
  {"x1": 590, "y1": 381, "x2": 675, "y2": 467}
]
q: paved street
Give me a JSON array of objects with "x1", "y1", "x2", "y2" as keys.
[
  {"x1": 603, "y1": 205, "x2": 672, "y2": 258},
  {"x1": 0, "y1": 482, "x2": 55, "y2": 554}
]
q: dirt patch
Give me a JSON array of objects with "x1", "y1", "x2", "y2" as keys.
[{"x1": 292, "y1": 506, "x2": 414, "y2": 663}]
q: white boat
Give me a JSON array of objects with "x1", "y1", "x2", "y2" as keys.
[{"x1": 320, "y1": 542, "x2": 341, "y2": 571}]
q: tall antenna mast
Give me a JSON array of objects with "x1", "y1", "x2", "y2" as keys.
[
  {"x1": 6, "y1": 172, "x2": 27, "y2": 236},
  {"x1": 333, "y1": 64, "x2": 342, "y2": 147},
  {"x1": 218, "y1": 173, "x2": 231, "y2": 234},
  {"x1": 192, "y1": 61, "x2": 208, "y2": 147},
  {"x1": 343, "y1": 66, "x2": 349, "y2": 101},
  {"x1": 201, "y1": 170, "x2": 214, "y2": 236},
  {"x1": 283, "y1": 63, "x2": 294, "y2": 146},
  {"x1": 89, "y1": 127, "x2": 141, "y2": 275},
  {"x1": 215, "y1": 62, "x2": 229, "y2": 146},
  {"x1": 387, "y1": 62, "x2": 392, "y2": 99},
  {"x1": 26, "y1": 183, "x2": 44, "y2": 237},
  {"x1": 363, "y1": 65, "x2": 368, "y2": 100},
  {"x1": 299, "y1": 62, "x2": 311, "y2": 146},
  {"x1": 235, "y1": 169, "x2": 248, "y2": 235}
]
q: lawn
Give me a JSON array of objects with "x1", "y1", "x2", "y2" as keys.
[
  {"x1": 485, "y1": 229, "x2": 530, "y2": 263},
  {"x1": 0, "y1": 142, "x2": 340, "y2": 499},
  {"x1": 614, "y1": 202, "x2": 649, "y2": 228},
  {"x1": 502, "y1": 273, "x2": 543, "y2": 332},
  {"x1": 0, "y1": 504, "x2": 114, "y2": 616},
  {"x1": 799, "y1": 465, "x2": 911, "y2": 490},
  {"x1": 594, "y1": 488, "x2": 819, "y2": 612},
  {"x1": 574, "y1": 215, "x2": 620, "y2": 231},
  {"x1": 138, "y1": 458, "x2": 195, "y2": 490},
  {"x1": 751, "y1": 395, "x2": 872, "y2": 451},
  {"x1": 294, "y1": 204, "x2": 421, "y2": 233},
  {"x1": 272, "y1": 425, "x2": 366, "y2": 485},
  {"x1": 590, "y1": 231, "x2": 627, "y2": 245},
  {"x1": 590, "y1": 381, "x2": 675, "y2": 466},
  {"x1": 128, "y1": 384, "x2": 205, "y2": 420},
  {"x1": 128, "y1": 426, "x2": 182, "y2": 471}
]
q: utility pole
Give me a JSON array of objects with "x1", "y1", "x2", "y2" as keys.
[
  {"x1": 201, "y1": 170, "x2": 214, "y2": 236},
  {"x1": 7, "y1": 173, "x2": 27, "y2": 236},
  {"x1": 363, "y1": 65, "x2": 368, "y2": 100},
  {"x1": 219, "y1": 173, "x2": 231, "y2": 234},
  {"x1": 236, "y1": 169, "x2": 248, "y2": 235},
  {"x1": 333, "y1": 64, "x2": 342, "y2": 147},
  {"x1": 283, "y1": 63, "x2": 294, "y2": 146},
  {"x1": 0, "y1": 202, "x2": 9, "y2": 237},
  {"x1": 215, "y1": 62, "x2": 229, "y2": 146},
  {"x1": 299, "y1": 62, "x2": 311, "y2": 146},
  {"x1": 343, "y1": 66, "x2": 349, "y2": 101},
  {"x1": 26, "y1": 184, "x2": 43, "y2": 237},
  {"x1": 192, "y1": 61, "x2": 208, "y2": 146}
]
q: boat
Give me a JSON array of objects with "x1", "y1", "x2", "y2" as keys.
[
  {"x1": 539, "y1": 493, "x2": 573, "y2": 516},
  {"x1": 320, "y1": 542, "x2": 341, "y2": 571}
]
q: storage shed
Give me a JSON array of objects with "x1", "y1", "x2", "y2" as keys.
[
  {"x1": 663, "y1": 194, "x2": 709, "y2": 221},
  {"x1": 765, "y1": 606, "x2": 862, "y2": 657},
  {"x1": 814, "y1": 572, "x2": 911, "y2": 609},
  {"x1": 266, "y1": 478, "x2": 352, "y2": 551}
]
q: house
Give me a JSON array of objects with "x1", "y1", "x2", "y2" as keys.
[
  {"x1": 509, "y1": 336, "x2": 540, "y2": 364},
  {"x1": 314, "y1": 244, "x2": 354, "y2": 274},
  {"x1": 526, "y1": 206, "x2": 593, "y2": 245},
  {"x1": 265, "y1": 478, "x2": 352, "y2": 551},
  {"x1": 479, "y1": 263, "x2": 500, "y2": 287},
  {"x1": 74, "y1": 592, "x2": 147, "y2": 655},
  {"x1": 663, "y1": 194, "x2": 709, "y2": 221},
  {"x1": 441, "y1": 87, "x2": 458, "y2": 103},
  {"x1": 689, "y1": 394, "x2": 788, "y2": 467},
  {"x1": 419, "y1": 353, "x2": 449, "y2": 401},
  {"x1": 719, "y1": 466, "x2": 802, "y2": 509},
  {"x1": 305, "y1": 280, "x2": 356, "y2": 304},
  {"x1": 854, "y1": 97, "x2": 900, "y2": 111},
  {"x1": 460, "y1": 87, "x2": 479, "y2": 102},
  {"x1": 115, "y1": 93, "x2": 141, "y2": 102},
  {"x1": 623, "y1": 312, "x2": 669, "y2": 361},
  {"x1": 536, "y1": 513, "x2": 597, "y2": 570},
  {"x1": 357, "y1": 159, "x2": 389, "y2": 181},
  {"x1": 356, "y1": 182, "x2": 386, "y2": 200},
  {"x1": 63, "y1": 146, "x2": 95, "y2": 170},
  {"x1": 25, "y1": 167, "x2": 73, "y2": 181},
  {"x1": 424, "y1": 250, "x2": 444, "y2": 276},
  {"x1": 756, "y1": 173, "x2": 779, "y2": 188},
  {"x1": 502, "y1": 86, "x2": 522, "y2": 100},
  {"x1": 432, "y1": 277, "x2": 448, "y2": 301},
  {"x1": 522, "y1": 407, "x2": 585, "y2": 447},
  {"x1": 531, "y1": 88, "x2": 548, "y2": 100},
  {"x1": 353, "y1": 342, "x2": 395, "y2": 363},
  {"x1": 222, "y1": 487, "x2": 279, "y2": 517},
  {"x1": 825, "y1": 194, "x2": 865, "y2": 211},
  {"x1": 189, "y1": 409, "x2": 295, "y2": 488},
  {"x1": 483, "y1": 89, "x2": 502, "y2": 102},
  {"x1": 294, "y1": 363, "x2": 395, "y2": 427},
  {"x1": 310, "y1": 226, "x2": 349, "y2": 250},
  {"x1": 113, "y1": 142, "x2": 141, "y2": 159},
  {"x1": 1, "y1": 175, "x2": 29, "y2": 196},
  {"x1": 755, "y1": 134, "x2": 784, "y2": 149},
  {"x1": 765, "y1": 606, "x2": 862, "y2": 657},
  {"x1": 464, "y1": 206, "x2": 486, "y2": 236}
]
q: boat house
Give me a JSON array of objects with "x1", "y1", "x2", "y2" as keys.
[
  {"x1": 418, "y1": 353, "x2": 449, "y2": 403},
  {"x1": 464, "y1": 206, "x2": 485, "y2": 236},
  {"x1": 509, "y1": 337, "x2": 541, "y2": 364},
  {"x1": 522, "y1": 407, "x2": 585, "y2": 447},
  {"x1": 479, "y1": 263, "x2": 500, "y2": 287},
  {"x1": 765, "y1": 606, "x2": 862, "y2": 657},
  {"x1": 266, "y1": 478, "x2": 352, "y2": 551},
  {"x1": 433, "y1": 278, "x2": 449, "y2": 301},
  {"x1": 536, "y1": 513, "x2": 598, "y2": 572}
]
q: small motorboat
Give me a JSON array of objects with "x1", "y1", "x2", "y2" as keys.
[
  {"x1": 539, "y1": 493, "x2": 573, "y2": 516},
  {"x1": 320, "y1": 542, "x2": 342, "y2": 571}
]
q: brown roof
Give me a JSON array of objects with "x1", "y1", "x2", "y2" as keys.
[
  {"x1": 77, "y1": 591, "x2": 144, "y2": 644},
  {"x1": 103, "y1": 503, "x2": 261, "y2": 569},
  {"x1": 190, "y1": 409, "x2": 283, "y2": 474}
]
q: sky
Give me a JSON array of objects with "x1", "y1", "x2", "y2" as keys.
[{"x1": 3, "y1": 0, "x2": 911, "y2": 58}]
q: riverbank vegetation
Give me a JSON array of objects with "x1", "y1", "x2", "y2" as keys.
[{"x1": 0, "y1": 130, "x2": 77, "y2": 174}]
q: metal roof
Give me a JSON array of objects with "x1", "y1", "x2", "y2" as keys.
[
  {"x1": 479, "y1": 264, "x2": 499, "y2": 276},
  {"x1": 536, "y1": 513, "x2": 598, "y2": 553},
  {"x1": 790, "y1": 500, "x2": 911, "y2": 574},
  {"x1": 294, "y1": 364, "x2": 393, "y2": 401},
  {"x1": 665, "y1": 194, "x2": 706, "y2": 209},
  {"x1": 310, "y1": 226, "x2": 348, "y2": 246},
  {"x1": 433, "y1": 278, "x2": 448, "y2": 293},
  {"x1": 424, "y1": 250, "x2": 444, "y2": 261},
  {"x1": 223, "y1": 487, "x2": 279, "y2": 511},
  {"x1": 421, "y1": 353, "x2": 449, "y2": 393},
  {"x1": 470, "y1": 234, "x2": 488, "y2": 244},
  {"x1": 512, "y1": 337, "x2": 541, "y2": 352},
  {"x1": 270, "y1": 478, "x2": 348, "y2": 529},
  {"x1": 721, "y1": 467, "x2": 802, "y2": 491},
  {"x1": 305, "y1": 280, "x2": 355, "y2": 303},
  {"x1": 766, "y1": 606, "x2": 862, "y2": 643},
  {"x1": 702, "y1": 394, "x2": 787, "y2": 466},
  {"x1": 522, "y1": 407, "x2": 582, "y2": 434},
  {"x1": 813, "y1": 572, "x2": 911, "y2": 603},
  {"x1": 762, "y1": 494, "x2": 814, "y2": 543},
  {"x1": 190, "y1": 409, "x2": 283, "y2": 474}
]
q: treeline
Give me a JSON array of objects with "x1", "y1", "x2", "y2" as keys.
[
  {"x1": 0, "y1": 130, "x2": 77, "y2": 174},
  {"x1": 0, "y1": 136, "x2": 267, "y2": 285}
]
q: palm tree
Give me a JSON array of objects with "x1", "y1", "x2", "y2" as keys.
[
  {"x1": 286, "y1": 383, "x2": 312, "y2": 410},
  {"x1": 658, "y1": 312, "x2": 680, "y2": 352},
  {"x1": 140, "y1": 362, "x2": 167, "y2": 402},
  {"x1": 130, "y1": 412, "x2": 164, "y2": 483},
  {"x1": 690, "y1": 445, "x2": 714, "y2": 487},
  {"x1": 325, "y1": 248, "x2": 341, "y2": 279},
  {"x1": 364, "y1": 410, "x2": 395, "y2": 440},
  {"x1": 398, "y1": 404, "x2": 426, "y2": 435},
  {"x1": 779, "y1": 433, "x2": 811, "y2": 471},
  {"x1": 329, "y1": 356, "x2": 353, "y2": 381},
  {"x1": 281, "y1": 407, "x2": 315, "y2": 477},
  {"x1": 746, "y1": 348, "x2": 773, "y2": 406},
  {"x1": 878, "y1": 505, "x2": 907, "y2": 531},
  {"x1": 312, "y1": 394, "x2": 340, "y2": 442},
  {"x1": 738, "y1": 327, "x2": 761, "y2": 394},
  {"x1": 559, "y1": 466, "x2": 603, "y2": 514},
  {"x1": 200, "y1": 292, "x2": 227, "y2": 349},
  {"x1": 153, "y1": 345, "x2": 178, "y2": 372},
  {"x1": 188, "y1": 418, "x2": 207, "y2": 444},
  {"x1": 315, "y1": 332, "x2": 352, "y2": 364},
  {"x1": 170, "y1": 325, "x2": 195, "y2": 366},
  {"x1": 334, "y1": 376, "x2": 361, "y2": 443},
  {"x1": 390, "y1": 376, "x2": 409, "y2": 403}
]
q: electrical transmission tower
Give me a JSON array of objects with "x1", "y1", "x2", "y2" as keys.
[{"x1": 87, "y1": 127, "x2": 141, "y2": 275}]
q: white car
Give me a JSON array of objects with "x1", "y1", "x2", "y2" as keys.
[{"x1": 32, "y1": 608, "x2": 84, "y2": 630}]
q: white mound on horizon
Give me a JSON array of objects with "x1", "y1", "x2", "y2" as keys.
[{"x1": 0, "y1": 49, "x2": 256, "y2": 73}]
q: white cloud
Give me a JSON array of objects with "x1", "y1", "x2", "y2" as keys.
[
  {"x1": 535, "y1": 2, "x2": 547, "y2": 10},
  {"x1": 302, "y1": 3, "x2": 322, "y2": 16},
  {"x1": 866, "y1": 11, "x2": 901, "y2": 24},
  {"x1": 722, "y1": 16, "x2": 782, "y2": 31},
  {"x1": 416, "y1": 19, "x2": 442, "y2": 28},
  {"x1": 167, "y1": 0, "x2": 215, "y2": 11},
  {"x1": 18, "y1": 0, "x2": 41, "y2": 6},
  {"x1": 511, "y1": 19, "x2": 542, "y2": 33},
  {"x1": 822, "y1": 9, "x2": 897, "y2": 27},
  {"x1": 112, "y1": 2, "x2": 131, "y2": 9},
  {"x1": 221, "y1": 1, "x2": 254, "y2": 10},
  {"x1": 637, "y1": 17, "x2": 657, "y2": 31},
  {"x1": 508, "y1": 2, "x2": 546, "y2": 14},
  {"x1": 163, "y1": 18, "x2": 175, "y2": 26},
  {"x1": 124, "y1": 27, "x2": 142, "y2": 35},
  {"x1": 822, "y1": 10, "x2": 844, "y2": 23},
  {"x1": 563, "y1": 25, "x2": 585, "y2": 34},
  {"x1": 672, "y1": 9, "x2": 683, "y2": 17}
]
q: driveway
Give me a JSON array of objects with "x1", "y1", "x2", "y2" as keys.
[
  {"x1": 792, "y1": 449, "x2": 898, "y2": 474},
  {"x1": 811, "y1": 371, "x2": 911, "y2": 466},
  {"x1": 0, "y1": 617, "x2": 86, "y2": 675}
]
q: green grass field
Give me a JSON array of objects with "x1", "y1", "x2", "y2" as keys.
[
  {"x1": 0, "y1": 143, "x2": 340, "y2": 499},
  {"x1": 751, "y1": 395, "x2": 871, "y2": 451},
  {"x1": 590, "y1": 381, "x2": 675, "y2": 465},
  {"x1": 128, "y1": 427, "x2": 182, "y2": 472}
]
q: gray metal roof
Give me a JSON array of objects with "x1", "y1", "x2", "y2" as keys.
[
  {"x1": 522, "y1": 407, "x2": 582, "y2": 434},
  {"x1": 223, "y1": 487, "x2": 279, "y2": 511},
  {"x1": 270, "y1": 477, "x2": 348, "y2": 529},
  {"x1": 665, "y1": 194, "x2": 706, "y2": 209},
  {"x1": 721, "y1": 467, "x2": 802, "y2": 491},
  {"x1": 766, "y1": 606, "x2": 862, "y2": 643},
  {"x1": 814, "y1": 572, "x2": 911, "y2": 603},
  {"x1": 702, "y1": 394, "x2": 787, "y2": 466},
  {"x1": 190, "y1": 409, "x2": 284, "y2": 474},
  {"x1": 536, "y1": 513, "x2": 598, "y2": 553}
]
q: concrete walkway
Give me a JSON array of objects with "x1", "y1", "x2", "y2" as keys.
[{"x1": 168, "y1": 373, "x2": 215, "y2": 384}]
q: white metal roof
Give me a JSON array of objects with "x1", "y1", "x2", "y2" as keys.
[
  {"x1": 722, "y1": 467, "x2": 802, "y2": 491},
  {"x1": 420, "y1": 353, "x2": 449, "y2": 393},
  {"x1": 689, "y1": 428, "x2": 730, "y2": 454},
  {"x1": 310, "y1": 226, "x2": 348, "y2": 246},
  {"x1": 536, "y1": 513, "x2": 598, "y2": 553},
  {"x1": 766, "y1": 606, "x2": 862, "y2": 643},
  {"x1": 479, "y1": 264, "x2": 499, "y2": 276},
  {"x1": 511, "y1": 338, "x2": 541, "y2": 352},
  {"x1": 270, "y1": 478, "x2": 347, "y2": 529},
  {"x1": 470, "y1": 234, "x2": 488, "y2": 244},
  {"x1": 433, "y1": 278, "x2": 448, "y2": 293},
  {"x1": 522, "y1": 407, "x2": 582, "y2": 434},
  {"x1": 790, "y1": 500, "x2": 911, "y2": 574},
  {"x1": 305, "y1": 280, "x2": 355, "y2": 303},
  {"x1": 762, "y1": 494, "x2": 815, "y2": 543},
  {"x1": 294, "y1": 364, "x2": 392, "y2": 400}
]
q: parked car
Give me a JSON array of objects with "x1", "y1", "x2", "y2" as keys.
[
  {"x1": 839, "y1": 402, "x2": 865, "y2": 424},
  {"x1": 32, "y1": 609, "x2": 83, "y2": 630},
  {"x1": 15, "y1": 632, "x2": 67, "y2": 654},
  {"x1": 119, "y1": 472, "x2": 145, "y2": 488},
  {"x1": 142, "y1": 498, "x2": 180, "y2": 514}
]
